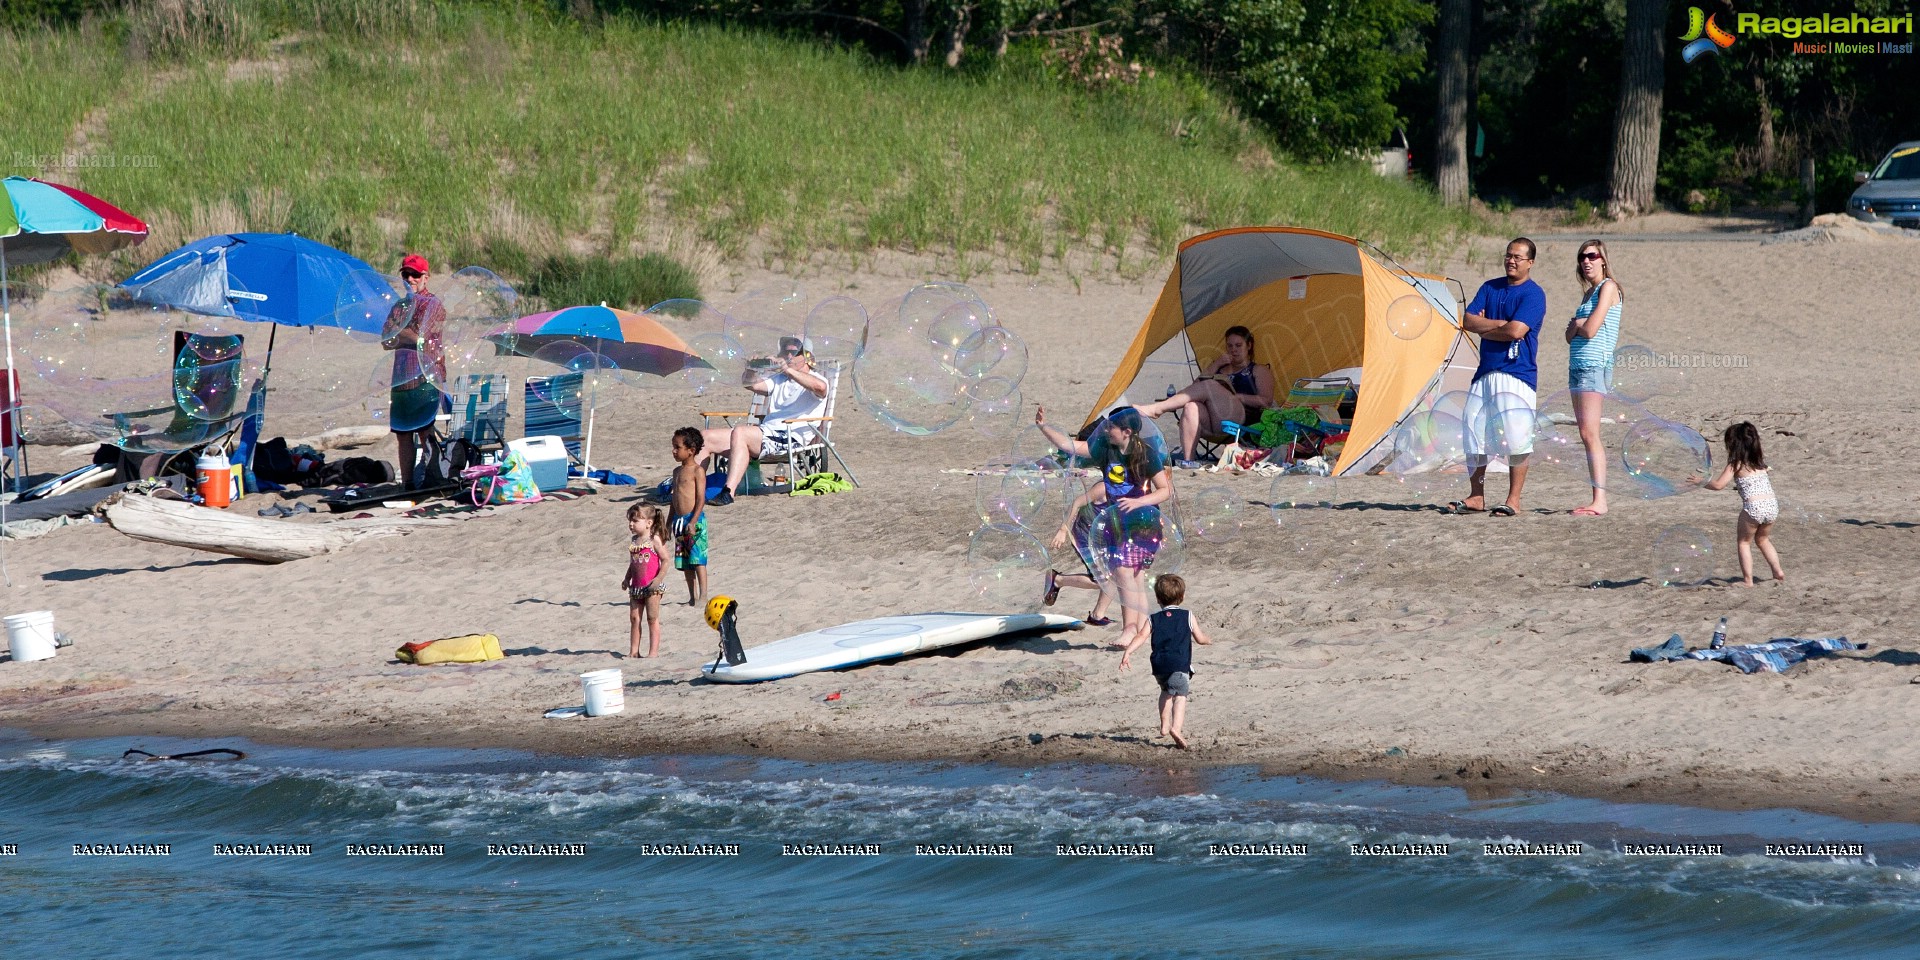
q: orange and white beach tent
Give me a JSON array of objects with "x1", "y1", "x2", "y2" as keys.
[{"x1": 1085, "y1": 226, "x2": 1476, "y2": 476}]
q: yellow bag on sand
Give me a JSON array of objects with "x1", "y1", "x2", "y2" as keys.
[{"x1": 397, "y1": 633, "x2": 504, "y2": 665}]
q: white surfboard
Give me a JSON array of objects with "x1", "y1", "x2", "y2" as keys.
[{"x1": 700, "y1": 612, "x2": 1083, "y2": 683}]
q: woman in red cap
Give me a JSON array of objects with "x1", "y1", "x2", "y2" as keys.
[{"x1": 381, "y1": 254, "x2": 448, "y2": 489}]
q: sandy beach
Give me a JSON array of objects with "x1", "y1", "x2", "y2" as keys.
[{"x1": 3, "y1": 224, "x2": 1917, "y2": 824}]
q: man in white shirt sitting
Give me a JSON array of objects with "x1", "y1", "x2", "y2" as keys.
[{"x1": 700, "y1": 336, "x2": 828, "y2": 504}]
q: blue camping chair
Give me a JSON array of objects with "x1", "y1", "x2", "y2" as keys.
[{"x1": 108, "y1": 331, "x2": 255, "y2": 456}]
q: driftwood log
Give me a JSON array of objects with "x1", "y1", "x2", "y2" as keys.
[{"x1": 105, "y1": 494, "x2": 451, "y2": 563}]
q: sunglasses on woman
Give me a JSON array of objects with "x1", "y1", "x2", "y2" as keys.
[{"x1": 1579, "y1": 252, "x2": 1604, "y2": 262}]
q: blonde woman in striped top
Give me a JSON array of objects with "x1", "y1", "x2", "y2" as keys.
[{"x1": 1565, "y1": 239, "x2": 1621, "y2": 516}]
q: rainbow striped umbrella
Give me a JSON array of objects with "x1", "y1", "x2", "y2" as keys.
[
  {"x1": 485, "y1": 303, "x2": 704, "y2": 377},
  {"x1": 486, "y1": 304, "x2": 712, "y2": 470},
  {"x1": 0, "y1": 176, "x2": 147, "y2": 571}
]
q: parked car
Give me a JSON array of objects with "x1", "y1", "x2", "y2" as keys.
[
  {"x1": 1847, "y1": 142, "x2": 1920, "y2": 229},
  {"x1": 1372, "y1": 128, "x2": 1411, "y2": 180}
]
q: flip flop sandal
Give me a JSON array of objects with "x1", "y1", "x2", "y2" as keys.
[
  {"x1": 1489, "y1": 504, "x2": 1517, "y2": 517},
  {"x1": 1042, "y1": 570, "x2": 1060, "y2": 606},
  {"x1": 1444, "y1": 500, "x2": 1486, "y2": 515},
  {"x1": 1085, "y1": 616, "x2": 1114, "y2": 627}
]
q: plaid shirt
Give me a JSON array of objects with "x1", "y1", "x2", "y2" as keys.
[{"x1": 386, "y1": 289, "x2": 447, "y2": 387}]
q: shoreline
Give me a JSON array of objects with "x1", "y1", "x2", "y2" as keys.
[{"x1": 11, "y1": 708, "x2": 1919, "y2": 827}]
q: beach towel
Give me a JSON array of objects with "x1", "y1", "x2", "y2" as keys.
[
  {"x1": 1683, "y1": 637, "x2": 1864, "y2": 674},
  {"x1": 789, "y1": 472, "x2": 853, "y2": 496},
  {"x1": 397, "y1": 633, "x2": 504, "y2": 665}
]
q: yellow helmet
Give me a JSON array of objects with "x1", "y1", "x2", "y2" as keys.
[{"x1": 704, "y1": 596, "x2": 735, "y2": 632}]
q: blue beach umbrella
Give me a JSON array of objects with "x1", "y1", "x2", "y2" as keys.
[{"x1": 117, "y1": 232, "x2": 396, "y2": 334}]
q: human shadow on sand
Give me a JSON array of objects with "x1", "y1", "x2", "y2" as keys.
[{"x1": 1841, "y1": 518, "x2": 1917, "y2": 530}]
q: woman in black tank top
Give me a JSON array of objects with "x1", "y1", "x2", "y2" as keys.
[{"x1": 1133, "y1": 326, "x2": 1274, "y2": 467}]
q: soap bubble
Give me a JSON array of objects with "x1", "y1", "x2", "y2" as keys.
[
  {"x1": 1610, "y1": 344, "x2": 1660, "y2": 402},
  {"x1": 927, "y1": 300, "x2": 988, "y2": 353},
  {"x1": 1465, "y1": 388, "x2": 1536, "y2": 458},
  {"x1": 1185, "y1": 485, "x2": 1245, "y2": 544},
  {"x1": 1651, "y1": 525, "x2": 1715, "y2": 588},
  {"x1": 1268, "y1": 472, "x2": 1340, "y2": 518},
  {"x1": 943, "y1": 325, "x2": 1029, "y2": 386},
  {"x1": 805, "y1": 296, "x2": 868, "y2": 365},
  {"x1": 172, "y1": 334, "x2": 249, "y2": 422},
  {"x1": 334, "y1": 268, "x2": 401, "y2": 342},
  {"x1": 1620, "y1": 418, "x2": 1711, "y2": 500},
  {"x1": 683, "y1": 332, "x2": 745, "y2": 396},
  {"x1": 1528, "y1": 430, "x2": 1605, "y2": 489},
  {"x1": 1427, "y1": 389, "x2": 1470, "y2": 424},
  {"x1": 1384, "y1": 294, "x2": 1434, "y2": 340},
  {"x1": 722, "y1": 319, "x2": 793, "y2": 366},
  {"x1": 963, "y1": 376, "x2": 1023, "y2": 440},
  {"x1": 851, "y1": 321, "x2": 969, "y2": 436},
  {"x1": 899, "y1": 281, "x2": 989, "y2": 342},
  {"x1": 1385, "y1": 409, "x2": 1466, "y2": 473},
  {"x1": 967, "y1": 523, "x2": 1050, "y2": 613},
  {"x1": 1383, "y1": 458, "x2": 1467, "y2": 500},
  {"x1": 975, "y1": 458, "x2": 1060, "y2": 530}
]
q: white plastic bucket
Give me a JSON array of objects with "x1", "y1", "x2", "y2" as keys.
[
  {"x1": 580, "y1": 668, "x2": 625, "y2": 717},
  {"x1": 4, "y1": 611, "x2": 57, "y2": 663}
]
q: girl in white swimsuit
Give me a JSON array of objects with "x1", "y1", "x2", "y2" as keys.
[{"x1": 1700, "y1": 422, "x2": 1786, "y2": 586}]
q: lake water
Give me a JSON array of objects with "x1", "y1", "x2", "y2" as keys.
[{"x1": 3, "y1": 729, "x2": 1918, "y2": 958}]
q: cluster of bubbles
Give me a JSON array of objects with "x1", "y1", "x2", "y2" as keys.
[
  {"x1": 11, "y1": 280, "x2": 269, "y2": 451},
  {"x1": 849, "y1": 281, "x2": 1030, "y2": 441},
  {"x1": 964, "y1": 409, "x2": 1191, "y2": 617}
]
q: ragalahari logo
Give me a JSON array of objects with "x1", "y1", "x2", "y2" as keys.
[{"x1": 1680, "y1": 7, "x2": 1738, "y2": 62}]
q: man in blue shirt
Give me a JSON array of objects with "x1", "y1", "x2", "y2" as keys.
[{"x1": 1448, "y1": 237, "x2": 1546, "y2": 516}]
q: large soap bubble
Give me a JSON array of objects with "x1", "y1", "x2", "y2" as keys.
[
  {"x1": 975, "y1": 457, "x2": 1062, "y2": 531},
  {"x1": 1620, "y1": 418, "x2": 1711, "y2": 500},
  {"x1": 927, "y1": 300, "x2": 988, "y2": 354},
  {"x1": 1268, "y1": 473, "x2": 1340, "y2": 516},
  {"x1": 683, "y1": 332, "x2": 745, "y2": 396},
  {"x1": 963, "y1": 376, "x2": 1023, "y2": 440},
  {"x1": 1385, "y1": 409, "x2": 1466, "y2": 474},
  {"x1": 171, "y1": 335, "x2": 250, "y2": 422},
  {"x1": 333, "y1": 268, "x2": 402, "y2": 343},
  {"x1": 1384, "y1": 294, "x2": 1435, "y2": 341},
  {"x1": 1610, "y1": 344, "x2": 1660, "y2": 402},
  {"x1": 1651, "y1": 525, "x2": 1715, "y2": 588},
  {"x1": 967, "y1": 523, "x2": 1050, "y2": 613},
  {"x1": 851, "y1": 320, "x2": 969, "y2": 436},
  {"x1": 1465, "y1": 388, "x2": 1537, "y2": 459},
  {"x1": 805, "y1": 296, "x2": 868, "y2": 365},
  {"x1": 1184, "y1": 485, "x2": 1245, "y2": 544},
  {"x1": 899, "y1": 281, "x2": 990, "y2": 342},
  {"x1": 943, "y1": 325, "x2": 1029, "y2": 386}
]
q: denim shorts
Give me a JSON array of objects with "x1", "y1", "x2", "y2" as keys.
[{"x1": 1569, "y1": 365, "x2": 1614, "y2": 394}]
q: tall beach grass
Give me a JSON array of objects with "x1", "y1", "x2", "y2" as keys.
[{"x1": 5, "y1": 1, "x2": 1479, "y2": 289}]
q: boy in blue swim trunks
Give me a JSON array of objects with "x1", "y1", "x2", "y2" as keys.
[
  {"x1": 669, "y1": 426, "x2": 709, "y2": 606},
  {"x1": 1118, "y1": 574, "x2": 1215, "y2": 750}
]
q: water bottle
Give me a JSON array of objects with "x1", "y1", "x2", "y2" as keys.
[
  {"x1": 1166, "y1": 383, "x2": 1177, "y2": 401},
  {"x1": 1710, "y1": 616, "x2": 1728, "y2": 650}
]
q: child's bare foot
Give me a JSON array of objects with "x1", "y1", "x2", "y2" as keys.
[
  {"x1": 1738, "y1": 579, "x2": 1754, "y2": 587},
  {"x1": 1169, "y1": 730, "x2": 1189, "y2": 750}
]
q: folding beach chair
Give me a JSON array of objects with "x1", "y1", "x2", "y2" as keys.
[
  {"x1": 1, "y1": 370, "x2": 26, "y2": 494},
  {"x1": 522, "y1": 372, "x2": 584, "y2": 462},
  {"x1": 447, "y1": 373, "x2": 511, "y2": 459},
  {"x1": 702, "y1": 360, "x2": 858, "y2": 488},
  {"x1": 107, "y1": 331, "x2": 254, "y2": 458},
  {"x1": 1268, "y1": 375, "x2": 1356, "y2": 464}
]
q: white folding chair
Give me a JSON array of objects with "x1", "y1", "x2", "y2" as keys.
[{"x1": 701, "y1": 361, "x2": 858, "y2": 488}]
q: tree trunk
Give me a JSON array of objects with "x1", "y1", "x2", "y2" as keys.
[
  {"x1": 943, "y1": 4, "x2": 972, "y2": 68},
  {"x1": 1752, "y1": 70, "x2": 1776, "y2": 171},
  {"x1": 903, "y1": 0, "x2": 930, "y2": 65},
  {"x1": 1434, "y1": 0, "x2": 1472, "y2": 205},
  {"x1": 1607, "y1": 0, "x2": 1668, "y2": 218}
]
